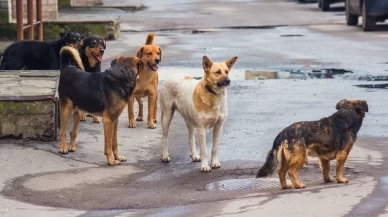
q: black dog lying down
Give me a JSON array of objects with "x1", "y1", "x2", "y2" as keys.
[
  {"x1": 0, "y1": 32, "x2": 82, "y2": 70},
  {"x1": 257, "y1": 99, "x2": 368, "y2": 189},
  {"x1": 58, "y1": 46, "x2": 142, "y2": 166}
]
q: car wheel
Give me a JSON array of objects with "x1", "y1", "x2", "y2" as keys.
[
  {"x1": 346, "y1": 0, "x2": 358, "y2": 26},
  {"x1": 362, "y1": 1, "x2": 376, "y2": 31},
  {"x1": 321, "y1": 0, "x2": 330, "y2": 11}
]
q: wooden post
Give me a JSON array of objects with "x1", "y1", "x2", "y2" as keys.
[
  {"x1": 37, "y1": 0, "x2": 43, "y2": 41},
  {"x1": 27, "y1": 0, "x2": 34, "y2": 40},
  {"x1": 16, "y1": 0, "x2": 23, "y2": 40}
]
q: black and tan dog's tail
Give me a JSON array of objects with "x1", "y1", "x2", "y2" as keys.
[
  {"x1": 145, "y1": 32, "x2": 154, "y2": 45},
  {"x1": 256, "y1": 134, "x2": 283, "y2": 178},
  {"x1": 60, "y1": 46, "x2": 85, "y2": 71}
]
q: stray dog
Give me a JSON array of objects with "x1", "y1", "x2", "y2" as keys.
[
  {"x1": 256, "y1": 99, "x2": 368, "y2": 189},
  {"x1": 160, "y1": 55, "x2": 238, "y2": 172},
  {"x1": 127, "y1": 32, "x2": 161, "y2": 129},
  {"x1": 0, "y1": 32, "x2": 82, "y2": 70},
  {"x1": 78, "y1": 35, "x2": 106, "y2": 123},
  {"x1": 58, "y1": 46, "x2": 141, "y2": 165}
]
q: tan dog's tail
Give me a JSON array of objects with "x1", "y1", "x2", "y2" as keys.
[
  {"x1": 60, "y1": 46, "x2": 85, "y2": 71},
  {"x1": 145, "y1": 33, "x2": 154, "y2": 45}
]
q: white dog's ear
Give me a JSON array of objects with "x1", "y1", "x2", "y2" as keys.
[
  {"x1": 225, "y1": 56, "x2": 238, "y2": 70},
  {"x1": 202, "y1": 56, "x2": 213, "y2": 73}
]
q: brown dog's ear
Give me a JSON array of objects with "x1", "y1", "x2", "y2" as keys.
[
  {"x1": 159, "y1": 47, "x2": 162, "y2": 62},
  {"x1": 357, "y1": 100, "x2": 369, "y2": 112},
  {"x1": 136, "y1": 47, "x2": 144, "y2": 58},
  {"x1": 225, "y1": 56, "x2": 238, "y2": 70},
  {"x1": 336, "y1": 99, "x2": 347, "y2": 110},
  {"x1": 202, "y1": 56, "x2": 213, "y2": 73}
]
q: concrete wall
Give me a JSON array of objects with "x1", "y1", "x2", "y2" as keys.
[
  {"x1": 72, "y1": 0, "x2": 103, "y2": 6},
  {"x1": 0, "y1": 0, "x2": 11, "y2": 23},
  {"x1": 10, "y1": 0, "x2": 58, "y2": 22}
]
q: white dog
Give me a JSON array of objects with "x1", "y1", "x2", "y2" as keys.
[{"x1": 160, "y1": 55, "x2": 238, "y2": 172}]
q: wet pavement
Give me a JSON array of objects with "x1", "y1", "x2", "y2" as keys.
[{"x1": 2, "y1": 0, "x2": 388, "y2": 216}]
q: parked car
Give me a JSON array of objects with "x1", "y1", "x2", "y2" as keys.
[
  {"x1": 346, "y1": 0, "x2": 388, "y2": 31},
  {"x1": 318, "y1": 0, "x2": 345, "y2": 11}
]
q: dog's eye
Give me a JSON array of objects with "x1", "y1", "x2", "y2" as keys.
[
  {"x1": 216, "y1": 70, "x2": 221, "y2": 75},
  {"x1": 147, "y1": 52, "x2": 152, "y2": 55},
  {"x1": 225, "y1": 70, "x2": 229, "y2": 74}
]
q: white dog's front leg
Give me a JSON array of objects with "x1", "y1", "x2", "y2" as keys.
[
  {"x1": 212, "y1": 119, "x2": 224, "y2": 169},
  {"x1": 198, "y1": 127, "x2": 211, "y2": 172}
]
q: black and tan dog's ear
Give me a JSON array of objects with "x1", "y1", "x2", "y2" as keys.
[
  {"x1": 357, "y1": 100, "x2": 369, "y2": 112},
  {"x1": 102, "y1": 39, "x2": 106, "y2": 49},
  {"x1": 158, "y1": 47, "x2": 162, "y2": 62},
  {"x1": 225, "y1": 56, "x2": 238, "y2": 70},
  {"x1": 81, "y1": 35, "x2": 85, "y2": 40},
  {"x1": 131, "y1": 56, "x2": 142, "y2": 66},
  {"x1": 79, "y1": 39, "x2": 84, "y2": 48},
  {"x1": 111, "y1": 57, "x2": 119, "y2": 66},
  {"x1": 202, "y1": 56, "x2": 213, "y2": 73},
  {"x1": 336, "y1": 99, "x2": 347, "y2": 110},
  {"x1": 136, "y1": 47, "x2": 144, "y2": 58},
  {"x1": 59, "y1": 32, "x2": 66, "y2": 39}
]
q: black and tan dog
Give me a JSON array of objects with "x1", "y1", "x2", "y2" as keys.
[
  {"x1": 77, "y1": 35, "x2": 106, "y2": 123},
  {"x1": 0, "y1": 32, "x2": 82, "y2": 70},
  {"x1": 58, "y1": 46, "x2": 141, "y2": 165},
  {"x1": 256, "y1": 99, "x2": 368, "y2": 189}
]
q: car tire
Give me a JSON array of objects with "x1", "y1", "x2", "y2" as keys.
[
  {"x1": 321, "y1": 0, "x2": 330, "y2": 11},
  {"x1": 346, "y1": 0, "x2": 358, "y2": 26},
  {"x1": 362, "y1": 1, "x2": 376, "y2": 31},
  {"x1": 318, "y1": 0, "x2": 322, "y2": 8}
]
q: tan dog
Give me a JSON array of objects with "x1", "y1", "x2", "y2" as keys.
[
  {"x1": 160, "y1": 55, "x2": 238, "y2": 172},
  {"x1": 127, "y1": 33, "x2": 161, "y2": 129}
]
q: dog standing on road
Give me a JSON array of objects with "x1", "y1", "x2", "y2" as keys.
[
  {"x1": 78, "y1": 35, "x2": 106, "y2": 123},
  {"x1": 160, "y1": 55, "x2": 238, "y2": 172},
  {"x1": 127, "y1": 33, "x2": 161, "y2": 129},
  {"x1": 58, "y1": 46, "x2": 141, "y2": 165},
  {"x1": 256, "y1": 99, "x2": 368, "y2": 189}
]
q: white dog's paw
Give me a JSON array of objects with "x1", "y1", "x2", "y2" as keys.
[
  {"x1": 211, "y1": 161, "x2": 221, "y2": 169},
  {"x1": 191, "y1": 154, "x2": 201, "y2": 162},
  {"x1": 161, "y1": 155, "x2": 171, "y2": 163},
  {"x1": 201, "y1": 165, "x2": 211, "y2": 173}
]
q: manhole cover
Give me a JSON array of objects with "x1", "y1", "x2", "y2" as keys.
[{"x1": 203, "y1": 178, "x2": 279, "y2": 191}]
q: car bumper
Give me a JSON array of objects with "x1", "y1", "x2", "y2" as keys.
[{"x1": 366, "y1": 0, "x2": 388, "y2": 16}]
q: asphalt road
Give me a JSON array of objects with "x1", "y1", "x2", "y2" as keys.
[{"x1": 1, "y1": 0, "x2": 388, "y2": 217}]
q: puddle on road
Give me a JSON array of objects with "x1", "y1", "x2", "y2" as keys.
[
  {"x1": 348, "y1": 176, "x2": 388, "y2": 216},
  {"x1": 280, "y1": 34, "x2": 305, "y2": 37},
  {"x1": 355, "y1": 83, "x2": 388, "y2": 89}
]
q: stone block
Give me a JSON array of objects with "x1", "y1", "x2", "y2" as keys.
[{"x1": 0, "y1": 73, "x2": 59, "y2": 142}]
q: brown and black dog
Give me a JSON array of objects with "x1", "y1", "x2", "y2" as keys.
[
  {"x1": 78, "y1": 35, "x2": 106, "y2": 123},
  {"x1": 58, "y1": 46, "x2": 141, "y2": 165},
  {"x1": 126, "y1": 32, "x2": 161, "y2": 129},
  {"x1": 256, "y1": 99, "x2": 368, "y2": 189}
]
